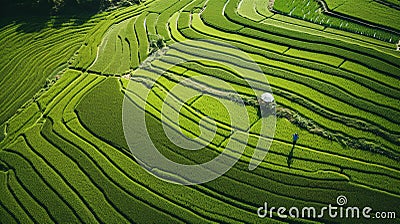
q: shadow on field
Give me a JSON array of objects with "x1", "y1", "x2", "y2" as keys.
[
  {"x1": 0, "y1": 2, "x2": 97, "y2": 33},
  {"x1": 287, "y1": 146, "x2": 295, "y2": 168},
  {"x1": 15, "y1": 14, "x2": 93, "y2": 33}
]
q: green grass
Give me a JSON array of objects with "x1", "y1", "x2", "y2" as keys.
[
  {"x1": 1, "y1": 0, "x2": 400, "y2": 223},
  {"x1": 237, "y1": 0, "x2": 265, "y2": 22},
  {"x1": 0, "y1": 16, "x2": 96, "y2": 127},
  {"x1": 186, "y1": 12, "x2": 400, "y2": 103},
  {"x1": 325, "y1": 0, "x2": 400, "y2": 31},
  {"x1": 1, "y1": 138, "x2": 82, "y2": 223},
  {"x1": 273, "y1": 0, "x2": 400, "y2": 43},
  {"x1": 76, "y1": 78, "x2": 128, "y2": 150},
  {"x1": 135, "y1": 12, "x2": 150, "y2": 62},
  {"x1": 201, "y1": 0, "x2": 243, "y2": 32},
  {"x1": 284, "y1": 47, "x2": 344, "y2": 67},
  {"x1": 5, "y1": 102, "x2": 41, "y2": 140},
  {"x1": 148, "y1": 26, "x2": 400, "y2": 150},
  {"x1": 158, "y1": 36, "x2": 400, "y2": 135},
  {"x1": 0, "y1": 171, "x2": 32, "y2": 224}
]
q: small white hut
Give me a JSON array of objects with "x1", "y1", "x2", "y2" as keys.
[
  {"x1": 259, "y1": 92, "x2": 276, "y2": 116},
  {"x1": 397, "y1": 40, "x2": 400, "y2": 51},
  {"x1": 260, "y1": 92, "x2": 274, "y2": 104}
]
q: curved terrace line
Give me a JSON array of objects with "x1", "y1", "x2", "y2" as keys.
[{"x1": 316, "y1": 0, "x2": 400, "y2": 35}]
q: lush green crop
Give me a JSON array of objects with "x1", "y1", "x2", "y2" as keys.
[
  {"x1": 135, "y1": 12, "x2": 150, "y2": 62},
  {"x1": 325, "y1": 0, "x2": 400, "y2": 31},
  {"x1": 0, "y1": 170, "x2": 33, "y2": 224},
  {"x1": 156, "y1": 0, "x2": 193, "y2": 42},
  {"x1": 151, "y1": 42, "x2": 400, "y2": 152},
  {"x1": 284, "y1": 47, "x2": 344, "y2": 67},
  {"x1": 201, "y1": 0, "x2": 243, "y2": 32},
  {"x1": 187, "y1": 12, "x2": 400, "y2": 100},
  {"x1": 0, "y1": 17, "x2": 96, "y2": 126},
  {"x1": 76, "y1": 78, "x2": 128, "y2": 150},
  {"x1": 5, "y1": 103, "x2": 41, "y2": 139},
  {"x1": 1, "y1": 0, "x2": 400, "y2": 223},
  {"x1": 273, "y1": 0, "x2": 400, "y2": 43},
  {"x1": 1, "y1": 139, "x2": 82, "y2": 223},
  {"x1": 237, "y1": 0, "x2": 264, "y2": 22}
]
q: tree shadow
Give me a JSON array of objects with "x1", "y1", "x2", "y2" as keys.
[
  {"x1": 15, "y1": 13, "x2": 96, "y2": 33},
  {"x1": 287, "y1": 145, "x2": 295, "y2": 168},
  {"x1": 1, "y1": 2, "x2": 97, "y2": 33}
]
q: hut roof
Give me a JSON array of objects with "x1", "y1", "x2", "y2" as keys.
[{"x1": 260, "y1": 92, "x2": 274, "y2": 103}]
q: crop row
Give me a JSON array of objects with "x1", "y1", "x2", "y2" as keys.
[
  {"x1": 273, "y1": 0, "x2": 400, "y2": 43},
  {"x1": 94, "y1": 76, "x2": 356, "y2": 220},
  {"x1": 155, "y1": 0, "x2": 194, "y2": 43},
  {"x1": 51, "y1": 75, "x2": 216, "y2": 223},
  {"x1": 149, "y1": 11, "x2": 400, "y2": 149},
  {"x1": 0, "y1": 170, "x2": 33, "y2": 223},
  {"x1": 159, "y1": 4, "x2": 400, "y2": 152},
  {"x1": 182, "y1": 11, "x2": 400, "y2": 101},
  {"x1": 36, "y1": 73, "x2": 188, "y2": 221},
  {"x1": 176, "y1": 14, "x2": 400, "y2": 138},
  {"x1": 0, "y1": 18, "x2": 94, "y2": 126},
  {"x1": 5, "y1": 103, "x2": 41, "y2": 141},
  {"x1": 2, "y1": 0, "x2": 400, "y2": 223},
  {"x1": 151, "y1": 53, "x2": 400, "y2": 161},
  {"x1": 72, "y1": 3, "x2": 149, "y2": 69},
  {"x1": 237, "y1": 0, "x2": 265, "y2": 22},
  {"x1": 47, "y1": 119, "x2": 181, "y2": 223},
  {"x1": 69, "y1": 115, "x2": 230, "y2": 223},
  {"x1": 128, "y1": 78, "x2": 400, "y2": 210},
  {"x1": 207, "y1": 0, "x2": 400, "y2": 72},
  {"x1": 36, "y1": 68, "x2": 382, "y2": 224},
  {"x1": 1, "y1": 140, "x2": 81, "y2": 223},
  {"x1": 158, "y1": 40, "x2": 395, "y2": 139},
  {"x1": 179, "y1": 20, "x2": 400, "y2": 116},
  {"x1": 60, "y1": 76, "x2": 261, "y2": 223},
  {"x1": 123, "y1": 80, "x2": 344, "y2": 204},
  {"x1": 174, "y1": 62, "x2": 400, "y2": 156},
  {"x1": 325, "y1": 0, "x2": 400, "y2": 31},
  {"x1": 128, "y1": 61, "x2": 400, "y2": 184},
  {"x1": 269, "y1": 14, "x2": 396, "y2": 50},
  {"x1": 2, "y1": 68, "x2": 394, "y2": 224},
  {"x1": 148, "y1": 11, "x2": 400, "y2": 150}
]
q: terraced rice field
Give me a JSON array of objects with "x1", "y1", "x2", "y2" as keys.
[
  {"x1": 0, "y1": 15, "x2": 103, "y2": 128},
  {"x1": 0, "y1": 0, "x2": 400, "y2": 223},
  {"x1": 324, "y1": 0, "x2": 400, "y2": 31},
  {"x1": 272, "y1": 0, "x2": 400, "y2": 43}
]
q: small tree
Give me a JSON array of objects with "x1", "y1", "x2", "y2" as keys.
[{"x1": 148, "y1": 34, "x2": 166, "y2": 54}]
